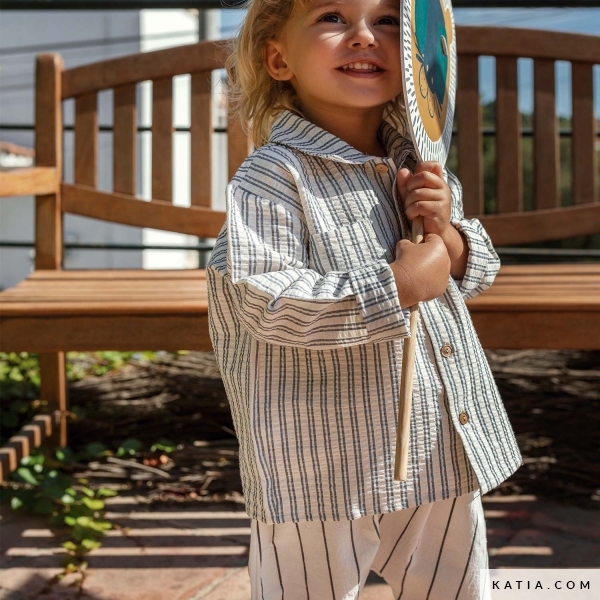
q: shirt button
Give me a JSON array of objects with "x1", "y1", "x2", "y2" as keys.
[
  {"x1": 441, "y1": 343, "x2": 453, "y2": 358},
  {"x1": 459, "y1": 412, "x2": 469, "y2": 425},
  {"x1": 375, "y1": 164, "x2": 389, "y2": 174}
]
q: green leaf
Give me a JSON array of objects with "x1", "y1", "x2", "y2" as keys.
[
  {"x1": 150, "y1": 438, "x2": 177, "y2": 453},
  {"x1": 61, "y1": 541, "x2": 78, "y2": 551},
  {"x1": 96, "y1": 488, "x2": 117, "y2": 497},
  {"x1": 21, "y1": 454, "x2": 44, "y2": 467},
  {"x1": 80, "y1": 487, "x2": 95, "y2": 498},
  {"x1": 61, "y1": 494, "x2": 75, "y2": 505},
  {"x1": 55, "y1": 447, "x2": 75, "y2": 463},
  {"x1": 65, "y1": 487, "x2": 77, "y2": 497},
  {"x1": 117, "y1": 438, "x2": 142, "y2": 456},
  {"x1": 76, "y1": 516, "x2": 92, "y2": 527},
  {"x1": 82, "y1": 497, "x2": 104, "y2": 511},
  {"x1": 89, "y1": 519, "x2": 112, "y2": 532},
  {"x1": 10, "y1": 496, "x2": 23, "y2": 510},
  {"x1": 80, "y1": 538, "x2": 101, "y2": 551},
  {"x1": 64, "y1": 516, "x2": 77, "y2": 526},
  {"x1": 16, "y1": 467, "x2": 38, "y2": 486}
]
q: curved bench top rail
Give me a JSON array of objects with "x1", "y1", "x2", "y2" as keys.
[
  {"x1": 457, "y1": 26, "x2": 600, "y2": 64},
  {"x1": 60, "y1": 27, "x2": 600, "y2": 100},
  {"x1": 62, "y1": 39, "x2": 229, "y2": 99}
]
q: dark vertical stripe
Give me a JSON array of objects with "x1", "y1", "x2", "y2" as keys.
[
  {"x1": 256, "y1": 520, "x2": 265, "y2": 600},
  {"x1": 373, "y1": 516, "x2": 381, "y2": 539},
  {"x1": 295, "y1": 523, "x2": 310, "y2": 600},
  {"x1": 272, "y1": 524, "x2": 285, "y2": 599},
  {"x1": 426, "y1": 497, "x2": 457, "y2": 600},
  {"x1": 321, "y1": 522, "x2": 336, "y2": 599},
  {"x1": 397, "y1": 543, "x2": 418, "y2": 600},
  {"x1": 381, "y1": 506, "x2": 421, "y2": 572},
  {"x1": 349, "y1": 520, "x2": 361, "y2": 590},
  {"x1": 455, "y1": 510, "x2": 479, "y2": 600}
]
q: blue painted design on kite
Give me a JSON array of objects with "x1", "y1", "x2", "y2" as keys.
[{"x1": 414, "y1": 0, "x2": 448, "y2": 117}]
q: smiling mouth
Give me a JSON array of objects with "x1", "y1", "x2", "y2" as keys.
[{"x1": 338, "y1": 62, "x2": 384, "y2": 73}]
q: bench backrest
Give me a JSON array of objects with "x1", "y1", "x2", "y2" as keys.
[
  {"x1": 456, "y1": 26, "x2": 600, "y2": 245},
  {"x1": 34, "y1": 39, "x2": 247, "y2": 270},
  {"x1": 33, "y1": 26, "x2": 600, "y2": 270}
]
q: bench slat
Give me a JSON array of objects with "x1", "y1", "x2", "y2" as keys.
[
  {"x1": 61, "y1": 183, "x2": 226, "y2": 239},
  {"x1": 191, "y1": 72, "x2": 213, "y2": 208},
  {"x1": 457, "y1": 54, "x2": 483, "y2": 216},
  {"x1": 227, "y1": 101, "x2": 252, "y2": 182},
  {"x1": 26, "y1": 269, "x2": 207, "y2": 280},
  {"x1": 572, "y1": 62, "x2": 597, "y2": 205},
  {"x1": 75, "y1": 92, "x2": 98, "y2": 187},
  {"x1": 152, "y1": 77, "x2": 173, "y2": 203},
  {"x1": 0, "y1": 315, "x2": 213, "y2": 353},
  {"x1": 479, "y1": 202, "x2": 600, "y2": 246},
  {"x1": 533, "y1": 58, "x2": 559, "y2": 210},
  {"x1": 113, "y1": 83, "x2": 137, "y2": 196},
  {"x1": 495, "y1": 56, "x2": 522, "y2": 214},
  {"x1": 35, "y1": 54, "x2": 63, "y2": 271}
]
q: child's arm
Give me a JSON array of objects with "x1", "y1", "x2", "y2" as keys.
[
  {"x1": 211, "y1": 152, "x2": 413, "y2": 350},
  {"x1": 397, "y1": 162, "x2": 500, "y2": 300}
]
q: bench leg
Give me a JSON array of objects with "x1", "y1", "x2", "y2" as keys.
[{"x1": 39, "y1": 352, "x2": 68, "y2": 448}]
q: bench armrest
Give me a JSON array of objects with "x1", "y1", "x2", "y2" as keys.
[{"x1": 0, "y1": 167, "x2": 58, "y2": 198}]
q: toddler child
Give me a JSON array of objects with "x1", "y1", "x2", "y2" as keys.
[{"x1": 206, "y1": 0, "x2": 523, "y2": 598}]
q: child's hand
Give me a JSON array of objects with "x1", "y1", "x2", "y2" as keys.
[
  {"x1": 390, "y1": 235, "x2": 451, "y2": 307},
  {"x1": 396, "y1": 161, "x2": 452, "y2": 238},
  {"x1": 397, "y1": 161, "x2": 470, "y2": 281}
]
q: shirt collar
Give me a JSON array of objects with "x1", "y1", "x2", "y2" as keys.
[{"x1": 268, "y1": 110, "x2": 418, "y2": 170}]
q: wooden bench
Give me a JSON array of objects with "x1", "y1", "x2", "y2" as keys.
[
  {"x1": 453, "y1": 27, "x2": 600, "y2": 350},
  {"x1": 0, "y1": 27, "x2": 599, "y2": 479}
]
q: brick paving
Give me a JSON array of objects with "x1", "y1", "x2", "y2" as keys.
[{"x1": 1, "y1": 493, "x2": 599, "y2": 599}]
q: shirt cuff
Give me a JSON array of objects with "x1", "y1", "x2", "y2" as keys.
[
  {"x1": 451, "y1": 217, "x2": 498, "y2": 299},
  {"x1": 348, "y1": 259, "x2": 411, "y2": 342}
]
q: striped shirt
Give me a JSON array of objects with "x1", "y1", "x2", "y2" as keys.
[{"x1": 206, "y1": 110, "x2": 523, "y2": 525}]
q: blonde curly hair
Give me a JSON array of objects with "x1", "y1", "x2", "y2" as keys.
[{"x1": 225, "y1": 0, "x2": 408, "y2": 148}]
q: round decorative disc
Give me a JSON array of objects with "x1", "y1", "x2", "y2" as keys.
[{"x1": 400, "y1": 0, "x2": 457, "y2": 165}]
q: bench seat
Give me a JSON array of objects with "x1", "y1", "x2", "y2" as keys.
[
  {"x1": 467, "y1": 264, "x2": 600, "y2": 349},
  {"x1": 1, "y1": 264, "x2": 598, "y2": 353},
  {"x1": 0, "y1": 269, "x2": 212, "y2": 352}
]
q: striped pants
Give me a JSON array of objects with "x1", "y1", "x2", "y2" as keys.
[{"x1": 248, "y1": 489, "x2": 490, "y2": 600}]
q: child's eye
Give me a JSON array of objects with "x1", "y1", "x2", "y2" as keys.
[
  {"x1": 317, "y1": 11, "x2": 345, "y2": 24},
  {"x1": 376, "y1": 15, "x2": 400, "y2": 26}
]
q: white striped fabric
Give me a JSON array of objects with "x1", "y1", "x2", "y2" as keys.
[
  {"x1": 206, "y1": 110, "x2": 523, "y2": 525},
  {"x1": 249, "y1": 489, "x2": 489, "y2": 600}
]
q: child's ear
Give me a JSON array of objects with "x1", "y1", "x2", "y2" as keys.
[{"x1": 264, "y1": 40, "x2": 294, "y2": 81}]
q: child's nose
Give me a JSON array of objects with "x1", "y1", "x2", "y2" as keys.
[{"x1": 348, "y1": 22, "x2": 379, "y2": 48}]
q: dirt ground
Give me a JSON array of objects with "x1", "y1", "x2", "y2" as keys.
[{"x1": 65, "y1": 349, "x2": 600, "y2": 511}]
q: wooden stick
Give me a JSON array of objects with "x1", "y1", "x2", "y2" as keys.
[{"x1": 394, "y1": 215, "x2": 424, "y2": 481}]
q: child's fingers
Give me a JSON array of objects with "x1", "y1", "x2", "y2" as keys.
[
  {"x1": 413, "y1": 160, "x2": 445, "y2": 181},
  {"x1": 404, "y1": 188, "x2": 446, "y2": 217},
  {"x1": 405, "y1": 199, "x2": 441, "y2": 221},
  {"x1": 405, "y1": 170, "x2": 445, "y2": 194},
  {"x1": 396, "y1": 167, "x2": 412, "y2": 200}
]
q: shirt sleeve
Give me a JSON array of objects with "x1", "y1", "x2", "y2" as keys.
[
  {"x1": 444, "y1": 165, "x2": 501, "y2": 300},
  {"x1": 216, "y1": 158, "x2": 410, "y2": 350}
]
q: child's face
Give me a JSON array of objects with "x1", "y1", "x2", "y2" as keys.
[{"x1": 266, "y1": 0, "x2": 402, "y2": 116}]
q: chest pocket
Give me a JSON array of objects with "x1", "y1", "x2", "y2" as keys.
[{"x1": 309, "y1": 217, "x2": 390, "y2": 273}]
